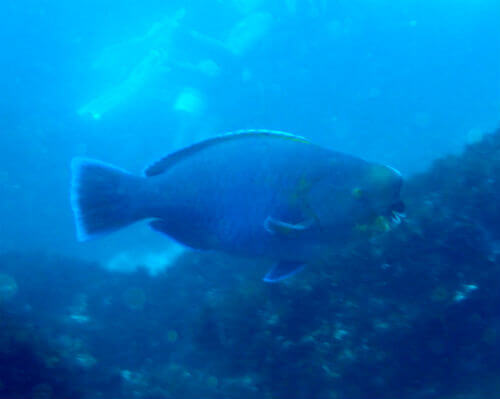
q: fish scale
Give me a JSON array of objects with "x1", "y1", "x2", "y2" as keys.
[{"x1": 71, "y1": 130, "x2": 403, "y2": 282}]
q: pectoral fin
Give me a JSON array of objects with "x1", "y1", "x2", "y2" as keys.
[
  {"x1": 263, "y1": 261, "x2": 306, "y2": 283},
  {"x1": 264, "y1": 216, "x2": 314, "y2": 237}
]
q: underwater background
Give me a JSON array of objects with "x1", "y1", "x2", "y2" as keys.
[{"x1": 1, "y1": 0, "x2": 500, "y2": 398}]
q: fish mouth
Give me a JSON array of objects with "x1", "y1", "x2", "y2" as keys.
[{"x1": 390, "y1": 210, "x2": 406, "y2": 225}]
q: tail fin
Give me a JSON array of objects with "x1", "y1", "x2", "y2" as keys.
[{"x1": 70, "y1": 157, "x2": 145, "y2": 241}]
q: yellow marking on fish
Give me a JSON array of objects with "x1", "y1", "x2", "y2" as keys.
[
  {"x1": 289, "y1": 176, "x2": 312, "y2": 205},
  {"x1": 297, "y1": 176, "x2": 311, "y2": 191},
  {"x1": 355, "y1": 224, "x2": 369, "y2": 232},
  {"x1": 230, "y1": 129, "x2": 311, "y2": 145},
  {"x1": 288, "y1": 137, "x2": 311, "y2": 144},
  {"x1": 355, "y1": 215, "x2": 391, "y2": 235},
  {"x1": 373, "y1": 215, "x2": 391, "y2": 232},
  {"x1": 352, "y1": 187, "x2": 363, "y2": 198},
  {"x1": 369, "y1": 164, "x2": 394, "y2": 184}
]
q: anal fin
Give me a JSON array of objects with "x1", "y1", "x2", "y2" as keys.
[{"x1": 263, "y1": 261, "x2": 306, "y2": 283}]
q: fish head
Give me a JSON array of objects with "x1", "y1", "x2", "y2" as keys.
[
  {"x1": 306, "y1": 162, "x2": 404, "y2": 236},
  {"x1": 361, "y1": 163, "x2": 404, "y2": 215},
  {"x1": 351, "y1": 163, "x2": 405, "y2": 233}
]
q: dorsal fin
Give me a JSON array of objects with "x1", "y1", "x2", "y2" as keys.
[{"x1": 143, "y1": 129, "x2": 311, "y2": 177}]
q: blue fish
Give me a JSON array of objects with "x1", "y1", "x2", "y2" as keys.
[{"x1": 71, "y1": 130, "x2": 404, "y2": 282}]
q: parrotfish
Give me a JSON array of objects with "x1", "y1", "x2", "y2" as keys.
[{"x1": 71, "y1": 130, "x2": 404, "y2": 282}]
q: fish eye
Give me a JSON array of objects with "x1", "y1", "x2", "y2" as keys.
[{"x1": 392, "y1": 200, "x2": 405, "y2": 213}]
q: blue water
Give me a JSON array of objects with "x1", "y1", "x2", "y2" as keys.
[{"x1": 1, "y1": 0, "x2": 500, "y2": 398}]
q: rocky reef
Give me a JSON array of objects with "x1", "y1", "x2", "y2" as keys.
[{"x1": 1, "y1": 128, "x2": 500, "y2": 398}]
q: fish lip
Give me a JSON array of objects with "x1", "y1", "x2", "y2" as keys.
[{"x1": 391, "y1": 210, "x2": 406, "y2": 225}]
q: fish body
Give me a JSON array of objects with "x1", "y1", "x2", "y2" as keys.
[{"x1": 71, "y1": 130, "x2": 404, "y2": 281}]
